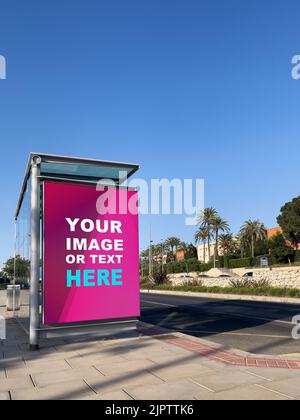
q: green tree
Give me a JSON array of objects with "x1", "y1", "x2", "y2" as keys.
[
  {"x1": 196, "y1": 207, "x2": 218, "y2": 261},
  {"x1": 194, "y1": 226, "x2": 211, "y2": 262},
  {"x1": 219, "y1": 234, "x2": 236, "y2": 256},
  {"x1": 212, "y1": 216, "x2": 230, "y2": 258},
  {"x1": 239, "y1": 220, "x2": 267, "y2": 258},
  {"x1": 165, "y1": 237, "x2": 181, "y2": 261},
  {"x1": 185, "y1": 243, "x2": 198, "y2": 260},
  {"x1": 177, "y1": 242, "x2": 198, "y2": 260},
  {"x1": 237, "y1": 233, "x2": 248, "y2": 258},
  {"x1": 255, "y1": 238, "x2": 270, "y2": 256},
  {"x1": 277, "y1": 196, "x2": 300, "y2": 250},
  {"x1": 2, "y1": 255, "x2": 30, "y2": 282},
  {"x1": 269, "y1": 233, "x2": 295, "y2": 264}
]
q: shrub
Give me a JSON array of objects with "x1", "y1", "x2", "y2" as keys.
[
  {"x1": 165, "y1": 260, "x2": 212, "y2": 274},
  {"x1": 229, "y1": 258, "x2": 252, "y2": 269},
  {"x1": 229, "y1": 278, "x2": 253, "y2": 288},
  {"x1": 230, "y1": 277, "x2": 270, "y2": 289},
  {"x1": 153, "y1": 271, "x2": 168, "y2": 285},
  {"x1": 251, "y1": 278, "x2": 270, "y2": 288},
  {"x1": 140, "y1": 276, "x2": 151, "y2": 286}
]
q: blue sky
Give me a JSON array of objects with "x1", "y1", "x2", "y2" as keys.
[{"x1": 0, "y1": 0, "x2": 300, "y2": 265}]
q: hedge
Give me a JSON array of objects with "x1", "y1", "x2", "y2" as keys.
[
  {"x1": 164, "y1": 260, "x2": 213, "y2": 274},
  {"x1": 228, "y1": 258, "x2": 253, "y2": 269}
]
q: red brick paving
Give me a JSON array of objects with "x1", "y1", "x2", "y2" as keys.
[{"x1": 138, "y1": 325, "x2": 300, "y2": 370}]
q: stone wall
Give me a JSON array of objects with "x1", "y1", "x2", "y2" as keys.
[
  {"x1": 168, "y1": 269, "x2": 300, "y2": 289},
  {"x1": 253, "y1": 269, "x2": 300, "y2": 289},
  {"x1": 169, "y1": 273, "x2": 232, "y2": 288}
]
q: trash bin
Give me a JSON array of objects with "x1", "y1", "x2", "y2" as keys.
[{"x1": 6, "y1": 285, "x2": 21, "y2": 311}]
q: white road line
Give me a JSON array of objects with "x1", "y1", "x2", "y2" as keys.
[
  {"x1": 141, "y1": 299, "x2": 293, "y2": 325},
  {"x1": 141, "y1": 299, "x2": 177, "y2": 308},
  {"x1": 212, "y1": 311, "x2": 292, "y2": 326},
  {"x1": 177, "y1": 329, "x2": 291, "y2": 339},
  {"x1": 158, "y1": 312, "x2": 178, "y2": 327}
]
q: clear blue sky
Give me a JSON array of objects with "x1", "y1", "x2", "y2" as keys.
[{"x1": 0, "y1": 0, "x2": 300, "y2": 266}]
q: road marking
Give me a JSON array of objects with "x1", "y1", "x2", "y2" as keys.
[
  {"x1": 141, "y1": 300, "x2": 176, "y2": 308},
  {"x1": 281, "y1": 353, "x2": 300, "y2": 358},
  {"x1": 213, "y1": 311, "x2": 292, "y2": 326},
  {"x1": 158, "y1": 312, "x2": 178, "y2": 327},
  {"x1": 141, "y1": 298, "x2": 292, "y2": 325},
  {"x1": 179, "y1": 329, "x2": 291, "y2": 339}
]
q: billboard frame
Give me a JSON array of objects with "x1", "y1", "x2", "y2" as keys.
[{"x1": 15, "y1": 153, "x2": 140, "y2": 350}]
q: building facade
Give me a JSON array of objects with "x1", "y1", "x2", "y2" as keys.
[{"x1": 196, "y1": 242, "x2": 223, "y2": 264}]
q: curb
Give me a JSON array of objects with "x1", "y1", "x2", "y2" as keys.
[
  {"x1": 138, "y1": 322, "x2": 300, "y2": 370},
  {"x1": 141, "y1": 289, "x2": 300, "y2": 305}
]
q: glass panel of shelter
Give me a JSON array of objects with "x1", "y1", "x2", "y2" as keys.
[{"x1": 14, "y1": 177, "x2": 31, "y2": 332}]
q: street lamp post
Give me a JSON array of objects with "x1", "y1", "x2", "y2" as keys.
[{"x1": 149, "y1": 225, "x2": 153, "y2": 278}]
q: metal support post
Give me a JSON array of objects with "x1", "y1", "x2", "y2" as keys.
[{"x1": 29, "y1": 156, "x2": 41, "y2": 350}]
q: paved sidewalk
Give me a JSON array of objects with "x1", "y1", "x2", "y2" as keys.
[{"x1": 1, "y1": 294, "x2": 300, "y2": 400}]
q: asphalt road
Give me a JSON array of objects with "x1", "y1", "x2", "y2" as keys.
[{"x1": 141, "y1": 292, "x2": 300, "y2": 356}]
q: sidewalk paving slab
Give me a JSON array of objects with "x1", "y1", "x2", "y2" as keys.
[
  {"x1": 65, "y1": 355, "x2": 128, "y2": 369},
  {"x1": 11, "y1": 380, "x2": 95, "y2": 401},
  {"x1": 81, "y1": 390, "x2": 134, "y2": 400},
  {"x1": 148, "y1": 362, "x2": 215, "y2": 381},
  {"x1": 22, "y1": 359, "x2": 72, "y2": 375},
  {"x1": 0, "y1": 368, "x2": 6, "y2": 380},
  {"x1": 259, "y1": 377, "x2": 300, "y2": 399},
  {"x1": 190, "y1": 370, "x2": 268, "y2": 393},
  {"x1": 195, "y1": 384, "x2": 293, "y2": 400},
  {"x1": 123, "y1": 379, "x2": 211, "y2": 400},
  {"x1": 93, "y1": 359, "x2": 156, "y2": 376},
  {"x1": 0, "y1": 392, "x2": 10, "y2": 401},
  {"x1": 0, "y1": 376, "x2": 34, "y2": 393},
  {"x1": 31, "y1": 367, "x2": 103, "y2": 388},
  {"x1": 85, "y1": 371, "x2": 165, "y2": 395},
  {"x1": 245, "y1": 367, "x2": 300, "y2": 382}
]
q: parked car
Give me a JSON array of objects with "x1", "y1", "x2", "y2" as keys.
[{"x1": 243, "y1": 272, "x2": 254, "y2": 278}]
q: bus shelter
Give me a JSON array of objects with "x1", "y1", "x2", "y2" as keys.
[{"x1": 15, "y1": 153, "x2": 140, "y2": 350}]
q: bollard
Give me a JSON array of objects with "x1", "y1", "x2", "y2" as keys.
[{"x1": 6, "y1": 285, "x2": 21, "y2": 311}]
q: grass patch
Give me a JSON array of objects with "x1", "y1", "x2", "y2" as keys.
[{"x1": 140, "y1": 284, "x2": 300, "y2": 298}]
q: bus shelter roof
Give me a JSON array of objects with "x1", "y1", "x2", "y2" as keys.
[{"x1": 15, "y1": 153, "x2": 140, "y2": 219}]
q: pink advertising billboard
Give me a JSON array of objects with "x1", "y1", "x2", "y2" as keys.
[{"x1": 43, "y1": 181, "x2": 140, "y2": 325}]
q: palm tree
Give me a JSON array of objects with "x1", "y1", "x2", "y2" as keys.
[
  {"x1": 237, "y1": 233, "x2": 248, "y2": 258},
  {"x1": 194, "y1": 226, "x2": 211, "y2": 263},
  {"x1": 219, "y1": 233, "x2": 235, "y2": 256},
  {"x1": 165, "y1": 237, "x2": 181, "y2": 261},
  {"x1": 177, "y1": 242, "x2": 188, "y2": 252},
  {"x1": 196, "y1": 207, "x2": 218, "y2": 261},
  {"x1": 239, "y1": 220, "x2": 267, "y2": 258},
  {"x1": 212, "y1": 216, "x2": 230, "y2": 258}
]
